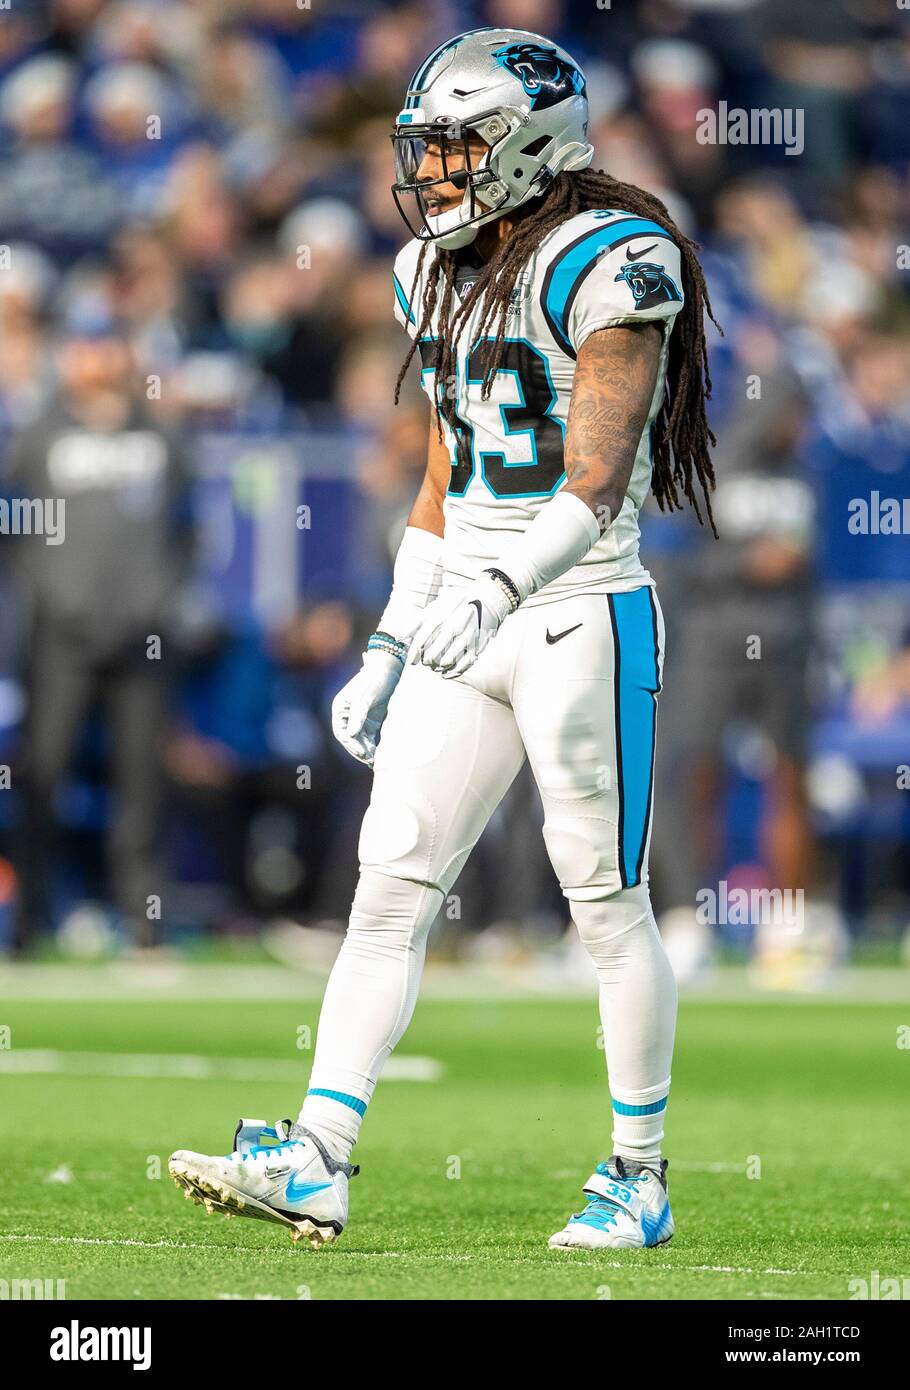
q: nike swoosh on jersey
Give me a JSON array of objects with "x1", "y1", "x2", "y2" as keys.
[
  {"x1": 625, "y1": 242, "x2": 658, "y2": 261},
  {"x1": 546, "y1": 623, "x2": 583, "y2": 644},
  {"x1": 284, "y1": 1176, "x2": 333, "y2": 1203}
]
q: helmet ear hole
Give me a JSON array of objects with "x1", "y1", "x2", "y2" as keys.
[{"x1": 520, "y1": 134, "x2": 553, "y2": 158}]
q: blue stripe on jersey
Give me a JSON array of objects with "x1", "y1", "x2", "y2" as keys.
[
  {"x1": 542, "y1": 217, "x2": 675, "y2": 357},
  {"x1": 609, "y1": 588, "x2": 661, "y2": 888},
  {"x1": 393, "y1": 271, "x2": 415, "y2": 323}
]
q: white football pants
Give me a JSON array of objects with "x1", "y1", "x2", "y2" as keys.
[{"x1": 301, "y1": 586, "x2": 677, "y2": 1163}]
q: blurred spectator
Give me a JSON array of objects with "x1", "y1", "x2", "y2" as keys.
[
  {"x1": 650, "y1": 346, "x2": 816, "y2": 917},
  {"x1": 686, "y1": 359, "x2": 814, "y2": 890},
  {"x1": 7, "y1": 299, "x2": 194, "y2": 948},
  {"x1": 0, "y1": 244, "x2": 58, "y2": 434},
  {"x1": 82, "y1": 61, "x2": 190, "y2": 217},
  {"x1": 0, "y1": 55, "x2": 120, "y2": 262}
]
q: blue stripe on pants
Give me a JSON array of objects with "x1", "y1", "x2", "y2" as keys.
[{"x1": 608, "y1": 589, "x2": 661, "y2": 888}]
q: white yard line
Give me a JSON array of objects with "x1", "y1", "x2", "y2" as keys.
[
  {"x1": 0, "y1": 1234, "x2": 273, "y2": 1254},
  {"x1": 321, "y1": 1250, "x2": 806, "y2": 1276},
  {"x1": 0, "y1": 962, "x2": 906, "y2": 1003},
  {"x1": 0, "y1": 1049, "x2": 441, "y2": 1083},
  {"x1": 0, "y1": 1234, "x2": 805, "y2": 1277}
]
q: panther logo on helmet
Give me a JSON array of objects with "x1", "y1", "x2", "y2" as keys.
[{"x1": 491, "y1": 42, "x2": 586, "y2": 111}]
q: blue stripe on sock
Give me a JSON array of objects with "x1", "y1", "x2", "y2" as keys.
[
  {"x1": 612, "y1": 1096, "x2": 668, "y2": 1116},
  {"x1": 306, "y1": 1088, "x2": 367, "y2": 1117}
]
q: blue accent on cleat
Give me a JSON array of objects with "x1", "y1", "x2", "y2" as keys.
[
  {"x1": 640, "y1": 1202, "x2": 674, "y2": 1246},
  {"x1": 285, "y1": 1175, "x2": 334, "y2": 1203}
]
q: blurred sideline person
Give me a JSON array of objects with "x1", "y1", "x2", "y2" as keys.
[
  {"x1": 655, "y1": 358, "x2": 815, "y2": 924},
  {"x1": 8, "y1": 304, "x2": 193, "y2": 949},
  {"x1": 169, "y1": 28, "x2": 719, "y2": 1254}
]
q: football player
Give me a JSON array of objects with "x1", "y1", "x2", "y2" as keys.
[{"x1": 170, "y1": 26, "x2": 718, "y2": 1252}]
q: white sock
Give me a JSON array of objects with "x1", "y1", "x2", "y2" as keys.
[
  {"x1": 572, "y1": 884, "x2": 677, "y2": 1165},
  {"x1": 298, "y1": 868, "x2": 442, "y2": 1161}
]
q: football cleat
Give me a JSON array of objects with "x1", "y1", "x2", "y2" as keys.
[
  {"x1": 169, "y1": 1118, "x2": 358, "y2": 1249},
  {"x1": 548, "y1": 1155, "x2": 674, "y2": 1251}
]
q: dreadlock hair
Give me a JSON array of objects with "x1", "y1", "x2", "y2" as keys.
[{"x1": 394, "y1": 168, "x2": 721, "y2": 533}]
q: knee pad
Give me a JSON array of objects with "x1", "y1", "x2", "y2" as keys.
[
  {"x1": 542, "y1": 811, "x2": 621, "y2": 899},
  {"x1": 357, "y1": 779, "x2": 455, "y2": 888},
  {"x1": 358, "y1": 794, "x2": 427, "y2": 874},
  {"x1": 357, "y1": 787, "x2": 477, "y2": 897}
]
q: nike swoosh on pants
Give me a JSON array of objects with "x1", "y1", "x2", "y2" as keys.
[{"x1": 545, "y1": 623, "x2": 583, "y2": 645}]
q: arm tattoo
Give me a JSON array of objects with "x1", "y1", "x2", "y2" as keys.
[{"x1": 564, "y1": 321, "x2": 663, "y2": 530}]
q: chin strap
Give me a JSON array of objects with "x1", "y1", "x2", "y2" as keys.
[{"x1": 557, "y1": 140, "x2": 595, "y2": 174}]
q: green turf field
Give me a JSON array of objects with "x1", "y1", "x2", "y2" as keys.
[{"x1": 1, "y1": 987, "x2": 907, "y2": 1300}]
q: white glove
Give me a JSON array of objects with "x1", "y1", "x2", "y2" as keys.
[
  {"x1": 408, "y1": 494, "x2": 602, "y2": 681},
  {"x1": 331, "y1": 649, "x2": 403, "y2": 766},
  {"x1": 409, "y1": 575, "x2": 513, "y2": 679}
]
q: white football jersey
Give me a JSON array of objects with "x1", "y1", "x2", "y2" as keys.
[{"x1": 393, "y1": 207, "x2": 684, "y2": 604}]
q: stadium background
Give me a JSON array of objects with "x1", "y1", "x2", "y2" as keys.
[
  {"x1": 0, "y1": 0, "x2": 908, "y2": 1307},
  {"x1": 1, "y1": 0, "x2": 909, "y2": 964}
]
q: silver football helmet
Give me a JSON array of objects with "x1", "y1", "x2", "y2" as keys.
[{"x1": 391, "y1": 27, "x2": 594, "y2": 250}]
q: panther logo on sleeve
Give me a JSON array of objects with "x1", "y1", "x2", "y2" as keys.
[
  {"x1": 491, "y1": 42, "x2": 586, "y2": 110},
  {"x1": 614, "y1": 258, "x2": 683, "y2": 312}
]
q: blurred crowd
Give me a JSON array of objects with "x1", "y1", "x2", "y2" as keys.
[{"x1": 1, "y1": 0, "x2": 909, "y2": 956}]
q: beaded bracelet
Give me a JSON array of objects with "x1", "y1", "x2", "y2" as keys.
[
  {"x1": 367, "y1": 630, "x2": 409, "y2": 663},
  {"x1": 483, "y1": 567, "x2": 521, "y2": 613}
]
